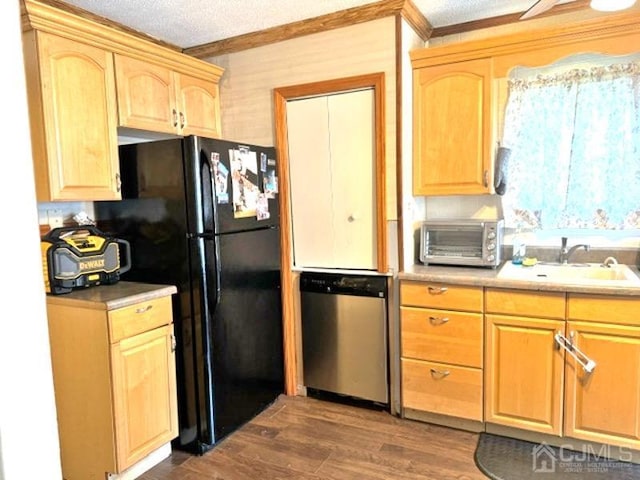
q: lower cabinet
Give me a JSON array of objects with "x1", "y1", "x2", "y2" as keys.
[
  {"x1": 46, "y1": 287, "x2": 178, "y2": 479},
  {"x1": 564, "y1": 295, "x2": 640, "y2": 450},
  {"x1": 399, "y1": 281, "x2": 640, "y2": 451},
  {"x1": 400, "y1": 281, "x2": 484, "y2": 422},
  {"x1": 485, "y1": 314, "x2": 565, "y2": 435}
]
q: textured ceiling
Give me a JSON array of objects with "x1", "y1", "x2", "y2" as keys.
[{"x1": 60, "y1": 0, "x2": 568, "y2": 48}]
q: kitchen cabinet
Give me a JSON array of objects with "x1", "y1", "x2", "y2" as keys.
[
  {"x1": 485, "y1": 288, "x2": 566, "y2": 435},
  {"x1": 46, "y1": 283, "x2": 178, "y2": 479},
  {"x1": 22, "y1": 31, "x2": 121, "y2": 201},
  {"x1": 115, "y1": 54, "x2": 221, "y2": 138},
  {"x1": 564, "y1": 294, "x2": 640, "y2": 450},
  {"x1": 412, "y1": 58, "x2": 493, "y2": 196},
  {"x1": 400, "y1": 281, "x2": 484, "y2": 422},
  {"x1": 22, "y1": 0, "x2": 224, "y2": 202}
]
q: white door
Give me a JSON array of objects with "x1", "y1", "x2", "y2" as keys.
[{"x1": 287, "y1": 89, "x2": 376, "y2": 270}]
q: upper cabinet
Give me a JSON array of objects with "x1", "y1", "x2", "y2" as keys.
[
  {"x1": 21, "y1": 0, "x2": 224, "y2": 202},
  {"x1": 413, "y1": 58, "x2": 493, "y2": 196},
  {"x1": 23, "y1": 31, "x2": 121, "y2": 201},
  {"x1": 115, "y1": 55, "x2": 221, "y2": 138},
  {"x1": 410, "y1": 9, "x2": 640, "y2": 197}
]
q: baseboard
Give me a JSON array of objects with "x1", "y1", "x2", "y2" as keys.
[
  {"x1": 402, "y1": 408, "x2": 485, "y2": 433},
  {"x1": 106, "y1": 442, "x2": 172, "y2": 480}
]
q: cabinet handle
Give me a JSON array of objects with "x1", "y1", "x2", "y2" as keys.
[
  {"x1": 172, "y1": 109, "x2": 178, "y2": 127},
  {"x1": 135, "y1": 305, "x2": 153, "y2": 314},
  {"x1": 115, "y1": 173, "x2": 121, "y2": 192},
  {"x1": 179, "y1": 112, "x2": 185, "y2": 129},
  {"x1": 554, "y1": 331, "x2": 596, "y2": 373},
  {"x1": 430, "y1": 368, "x2": 450, "y2": 378},
  {"x1": 484, "y1": 169, "x2": 489, "y2": 188},
  {"x1": 171, "y1": 333, "x2": 177, "y2": 352},
  {"x1": 428, "y1": 316, "x2": 449, "y2": 325},
  {"x1": 427, "y1": 286, "x2": 448, "y2": 295}
]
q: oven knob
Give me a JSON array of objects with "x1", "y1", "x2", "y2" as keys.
[
  {"x1": 487, "y1": 232, "x2": 496, "y2": 239},
  {"x1": 487, "y1": 254, "x2": 495, "y2": 262},
  {"x1": 487, "y1": 243, "x2": 496, "y2": 250}
]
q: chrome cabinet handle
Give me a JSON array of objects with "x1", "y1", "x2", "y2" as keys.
[
  {"x1": 430, "y1": 368, "x2": 450, "y2": 378},
  {"x1": 115, "y1": 173, "x2": 121, "y2": 192},
  {"x1": 484, "y1": 169, "x2": 489, "y2": 188},
  {"x1": 171, "y1": 333, "x2": 177, "y2": 352},
  {"x1": 429, "y1": 316, "x2": 449, "y2": 325},
  {"x1": 172, "y1": 109, "x2": 178, "y2": 127},
  {"x1": 135, "y1": 305, "x2": 153, "y2": 314},
  {"x1": 179, "y1": 111, "x2": 185, "y2": 129},
  {"x1": 427, "y1": 286, "x2": 448, "y2": 294}
]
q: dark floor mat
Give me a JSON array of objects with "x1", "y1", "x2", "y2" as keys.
[{"x1": 474, "y1": 432, "x2": 640, "y2": 479}]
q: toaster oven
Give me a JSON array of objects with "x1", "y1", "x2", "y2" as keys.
[{"x1": 419, "y1": 219, "x2": 503, "y2": 268}]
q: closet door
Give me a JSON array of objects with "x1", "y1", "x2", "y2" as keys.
[
  {"x1": 287, "y1": 96, "x2": 334, "y2": 268},
  {"x1": 328, "y1": 89, "x2": 375, "y2": 269},
  {"x1": 287, "y1": 89, "x2": 376, "y2": 270}
]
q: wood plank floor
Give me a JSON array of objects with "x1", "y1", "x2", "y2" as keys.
[{"x1": 139, "y1": 394, "x2": 487, "y2": 480}]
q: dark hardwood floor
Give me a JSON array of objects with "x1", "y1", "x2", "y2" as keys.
[{"x1": 139, "y1": 394, "x2": 487, "y2": 480}]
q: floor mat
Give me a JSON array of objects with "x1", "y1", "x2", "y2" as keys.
[{"x1": 474, "y1": 432, "x2": 640, "y2": 479}]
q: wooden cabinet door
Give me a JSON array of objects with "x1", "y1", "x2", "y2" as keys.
[
  {"x1": 413, "y1": 58, "x2": 492, "y2": 195},
  {"x1": 485, "y1": 314, "x2": 565, "y2": 435},
  {"x1": 35, "y1": 32, "x2": 120, "y2": 200},
  {"x1": 111, "y1": 325, "x2": 178, "y2": 471},
  {"x1": 114, "y1": 55, "x2": 177, "y2": 134},
  {"x1": 564, "y1": 321, "x2": 640, "y2": 449},
  {"x1": 176, "y1": 74, "x2": 221, "y2": 138}
]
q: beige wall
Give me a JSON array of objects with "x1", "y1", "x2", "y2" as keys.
[
  {"x1": 401, "y1": 19, "x2": 427, "y2": 269},
  {"x1": 208, "y1": 17, "x2": 398, "y2": 220}
]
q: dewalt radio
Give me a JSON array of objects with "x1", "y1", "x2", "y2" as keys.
[{"x1": 41, "y1": 226, "x2": 131, "y2": 295}]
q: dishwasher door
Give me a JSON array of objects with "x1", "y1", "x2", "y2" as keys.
[{"x1": 300, "y1": 272, "x2": 388, "y2": 404}]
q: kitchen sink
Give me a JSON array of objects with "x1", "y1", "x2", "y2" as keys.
[{"x1": 497, "y1": 262, "x2": 640, "y2": 286}]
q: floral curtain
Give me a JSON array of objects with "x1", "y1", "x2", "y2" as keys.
[{"x1": 501, "y1": 62, "x2": 640, "y2": 230}]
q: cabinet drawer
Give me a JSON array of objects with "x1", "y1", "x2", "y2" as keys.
[
  {"x1": 568, "y1": 294, "x2": 640, "y2": 326},
  {"x1": 486, "y1": 288, "x2": 565, "y2": 319},
  {"x1": 109, "y1": 296, "x2": 173, "y2": 342},
  {"x1": 401, "y1": 306, "x2": 482, "y2": 367},
  {"x1": 400, "y1": 281, "x2": 483, "y2": 312},
  {"x1": 401, "y1": 358, "x2": 482, "y2": 421}
]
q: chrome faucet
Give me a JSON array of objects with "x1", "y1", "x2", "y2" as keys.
[{"x1": 559, "y1": 236, "x2": 590, "y2": 264}]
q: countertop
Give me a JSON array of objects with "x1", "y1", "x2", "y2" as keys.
[
  {"x1": 45, "y1": 281, "x2": 178, "y2": 310},
  {"x1": 400, "y1": 263, "x2": 640, "y2": 296}
]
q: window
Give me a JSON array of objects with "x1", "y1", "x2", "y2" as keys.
[{"x1": 500, "y1": 55, "x2": 640, "y2": 233}]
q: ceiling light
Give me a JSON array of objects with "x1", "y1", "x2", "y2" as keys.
[{"x1": 590, "y1": 0, "x2": 637, "y2": 11}]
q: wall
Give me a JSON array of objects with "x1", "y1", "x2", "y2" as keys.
[
  {"x1": 400, "y1": 17, "x2": 427, "y2": 269},
  {"x1": 0, "y1": 1, "x2": 62, "y2": 478},
  {"x1": 208, "y1": 17, "x2": 398, "y2": 221}
]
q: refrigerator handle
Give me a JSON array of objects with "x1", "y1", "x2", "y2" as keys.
[
  {"x1": 202, "y1": 148, "x2": 221, "y2": 236},
  {"x1": 191, "y1": 236, "x2": 219, "y2": 445}
]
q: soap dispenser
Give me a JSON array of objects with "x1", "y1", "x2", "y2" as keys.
[{"x1": 511, "y1": 223, "x2": 526, "y2": 265}]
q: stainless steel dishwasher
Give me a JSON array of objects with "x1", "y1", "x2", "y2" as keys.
[{"x1": 300, "y1": 271, "x2": 389, "y2": 405}]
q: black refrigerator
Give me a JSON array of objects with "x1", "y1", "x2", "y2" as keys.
[{"x1": 95, "y1": 135, "x2": 284, "y2": 454}]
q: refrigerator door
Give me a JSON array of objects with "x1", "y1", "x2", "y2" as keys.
[
  {"x1": 195, "y1": 226, "x2": 284, "y2": 447},
  {"x1": 184, "y1": 136, "x2": 279, "y2": 235}
]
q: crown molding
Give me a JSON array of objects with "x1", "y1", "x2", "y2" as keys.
[{"x1": 183, "y1": 0, "x2": 432, "y2": 59}]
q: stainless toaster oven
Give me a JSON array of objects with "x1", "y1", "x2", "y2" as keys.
[{"x1": 419, "y1": 219, "x2": 503, "y2": 268}]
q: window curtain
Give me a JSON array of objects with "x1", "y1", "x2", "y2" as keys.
[{"x1": 501, "y1": 62, "x2": 640, "y2": 230}]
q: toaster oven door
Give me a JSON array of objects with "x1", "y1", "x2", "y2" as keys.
[{"x1": 420, "y1": 224, "x2": 485, "y2": 265}]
